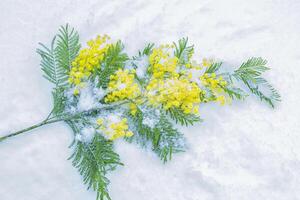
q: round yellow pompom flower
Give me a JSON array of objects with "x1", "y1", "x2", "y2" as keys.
[
  {"x1": 68, "y1": 35, "x2": 111, "y2": 85},
  {"x1": 105, "y1": 69, "x2": 141, "y2": 103}
]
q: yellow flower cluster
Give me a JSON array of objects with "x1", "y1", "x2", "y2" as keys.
[
  {"x1": 202, "y1": 58, "x2": 214, "y2": 67},
  {"x1": 200, "y1": 73, "x2": 227, "y2": 88},
  {"x1": 97, "y1": 118, "x2": 133, "y2": 140},
  {"x1": 145, "y1": 44, "x2": 204, "y2": 114},
  {"x1": 129, "y1": 103, "x2": 138, "y2": 115},
  {"x1": 200, "y1": 73, "x2": 228, "y2": 105},
  {"x1": 146, "y1": 77, "x2": 201, "y2": 114},
  {"x1": 185, "y1": 60, "x2": 202, "y2": 70},
  {"x1": 149, "y1": 45, "x2": 178, "y2": 78},
  {"x1": 105, "y1": 69, "x2": 141, "y2": 103},
  {"x1": 68, "y1": 35, "x2": 111, "y2": 85}
]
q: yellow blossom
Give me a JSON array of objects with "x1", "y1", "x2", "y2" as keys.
[
  {"x1": 96, "y1": 118, "x2": 104, "y2": 125},
  {"x1": 146, "y1": 77, "x2": 201, "y2": 114},
  {"x1": 148, "y1": 46, "x2": 179, "y2": 79},
  {"x1": 105, "y1": 69, "x2": 141, "y2": 103},
  {"x1": 202, "y1": 58, "x2": 213, "y2": 67},
  {"x1": 129, "y1": 103, "x2": 138, "y2": 115},
  {"x1": 97, "y1": 117, "x2": 133, "y2": 140},
  {"x1": 73, "y1": 88, "x2": 80, "y2": 96},
  {"x1": 185, "y1": 60, "x2": 202, "y2": 70},
  {"x1": 200, "y1": 73, "x2": 227, "y2": 89},
  {"x1": 68, "y1": 35, "x2": 111, "y2": 85},
  {"x1": 200, "y1": 73, "x2": 229, "y2": 105},
  {"x1": 216, "y1": 96, "x2": 226, "y2": 105}
]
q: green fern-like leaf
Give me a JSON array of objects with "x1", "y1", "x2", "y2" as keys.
[
  {"x1": 205, "y1": 62, "x2": 222, "y2": 74},
  {"x1": 173, "y1": 37, "x2": 194, "y2": 64},
  {"x1": 37, "y1": 24, "x2": 80, "y2": 88},
  {"x1": 166, "y1": 107, "x2": 202, "y2": 126},
  {"x1": 153, "y1": 114, "x2": 185, "y2": 163},
  {"x1": 234, "y1": 57, "x2": 269, "y2": 81},
  {"x1": 97, "y1": 40, "x2": 128, "y2": 88},
  {"x1": 69, "y1": 133, "x2": 122, "y2": 200},
  {"x1": 220, "y1": 85, "x2": 247, "y2": 100},
  {"x1": 139, "y1": 43, "x2": 154, "y2": 56},
  {"x1": 136, "y1": 43, "x2": 155, "y2": 57},
  {"x1": 127, "y1": 108, "x2": 185, "y2": 163},
  {"x1": 126, "y1": 107, "x2": 156, "y2": 146},
  {"x1": 37, "y1": 37, "x2": 66, "y2": 87},
  {"x1": 52, "y1": 87, "x2": 66, "y2": 116},
  {"x1": 233, "y1": 57, "x2": 280, "y2": 107},
  {"x1": 55, "y1": 24, "x2": 81, "y2": 71}
]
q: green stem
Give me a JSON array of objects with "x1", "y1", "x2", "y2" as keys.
[
  {"x1": 0, "y1": 100, "x2": 131, "y2": 143},
  {"x1": 0, "y1": 118, "x2": 64, "y2": 142}
]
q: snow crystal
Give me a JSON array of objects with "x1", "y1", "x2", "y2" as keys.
[
  {"x1": 159, "y1": 134, "x2": 186, "y2": 149},
  {"x1": 80, "y1": 127, "x2": 96, "y2": 143},
  {"x1": 92, "y1": 87, "x2": 106, "y2": 100},
  {"x1": 140, "y1": 106, "x2": 160, "y2": 129},
  {"x1": 135, "y1": 55, "x2": 149, "y2": 79},
  {"x1": 142, "y1": 116, "x2": 157, "y2": 129},
  {"x1": 77, "y1": 82, "x2": 102, "y2": 112},
  {"x1": 77, "y1": 89, "x2": 98, "y2": 111},
  {"x1": 68, "y1": 106, "x2": 77, "y2": 114},
  {"x1": 63, "y1": 87, "x2": 79, "y2": 114},
  {"x1": 75, "y1": 134, "x2": 82, "y2": 142},
  {"x1": 63, "y1": 80, "x2": 107, "y2": 113},
  {"x1": 64, "y1": 87, "x2": 77, "y2": 102}
]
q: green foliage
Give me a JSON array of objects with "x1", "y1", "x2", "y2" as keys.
[
  {"x1": 166, "y1": 107, "x2": 202, "y2": 126},
  {"x1": 221, "y1": 85, "x2": 247, "y2": 100},
  {"x1": 37, "y1": 37, "x2": 67, "y2": 87},
  {"x1": 69, "y1": 133, "x2": 123, "y2": 200},
  {"x1": 153, "y1": 114, "x2": 185, "y2": 163},
  {"x1": 37, "y1": 24, "x2": 80, "y2": 88},
  {"x1": 173, "y1": 37, "x2": 194, "y2": 64},
  {"x1": 52, "y1": 87, "x2": 66, "y2": 116},
  {"x1": 38, "y1": 26, "x2": 128, "y2": 199},
  {"x1": 205, "y1": 62, "x2": 222, "y2": 73},
  {"x1": 138, "y1": 43, "x2": 155, "y2": 56},
  {"x1": 127, "y1": 107, "x2": 185, "y2": 163},
  {"x1": 233, "y1": 57, "x2": 280, "y2": 107},
  {"x1": 126, "y1": 107, "x2": 154, "y2": 147},
  {"x1": 97, "y1": 41, "x2": 128, "y2": 88},
  {"x1": 55, "y1": 24, "x2": 81, "y2": 71}
]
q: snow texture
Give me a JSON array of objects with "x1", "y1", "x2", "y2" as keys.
[
  {"x1": 1, "y1": 0, "x2": 300, "y2": 200},
  {"x1": 79, "y1": 127, "x2": 96, "y2": 143},
  {"x1": 76, "y1": 82, "x2": 103, "y2": 112},
  {"x1": 140, "y1": 106, "x2": 160, "y2": 129},
  {"x1": 135, "y1": 55, "x2": 149, "y2": 79}
]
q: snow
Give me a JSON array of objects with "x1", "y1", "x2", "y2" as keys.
[
  {"x1": 92, "y1": 87, "x2": 106, "y2": 101},
  {"x1": 135, "y1": 55, "x2": 149, "y2": 79},
  {"x1": 80, "y1": 127, "x2": 96, "y2": 143},
  {"x1": 107, "y1": 114, "x2": 122, "y2": 124},
  {"x1": 77, "y1": 82, "x2": 103, "y2": 112},
  {"x1": 140, "y1": 106, "x2": 160, "y2": 129},
  {"x1": 1, "y1": 0, "x2": 300, "y2": 200}
]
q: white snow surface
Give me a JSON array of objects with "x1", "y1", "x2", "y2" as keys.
[{"x1": 1, "y1": 0, "x2": 300, "y2": 200}]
